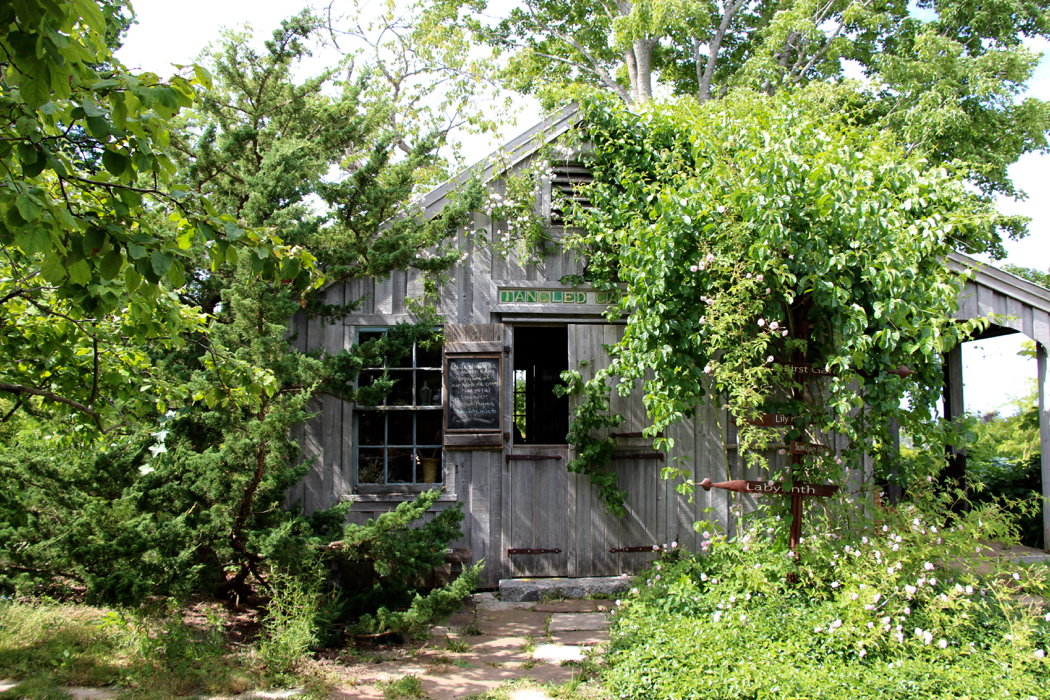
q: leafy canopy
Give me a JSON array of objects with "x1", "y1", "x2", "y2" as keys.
[
  {"x1": 0, "y1": 0, "x2": 318, "y2": 433},
  {"x1": 0, "y1": 13, "x2": 483, "y2": 634},
  {"x1": 467, "y1": 0, "x2": 1049, "y2": 215},
  {"x1": 563, "y1": 87, "x2": 992, "y2": 512}
]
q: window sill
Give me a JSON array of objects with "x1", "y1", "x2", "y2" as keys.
[{"x1": 346, "y1": 492, "x2": 459, "y2": 503}]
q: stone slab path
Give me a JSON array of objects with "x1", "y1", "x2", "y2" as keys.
[{"x1": 334, "y1": 594, "x2": 614, "y2": 699}]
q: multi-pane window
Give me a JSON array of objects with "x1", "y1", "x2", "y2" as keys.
[{"x1": 355, "y1": 329, "x2": 443, "y2": 486}]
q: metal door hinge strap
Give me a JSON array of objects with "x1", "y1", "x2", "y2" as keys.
[
  {"x1": 506, "y1": 454, "x2": 563, "y2": 463},
  {"x1": 611, "y1": 452, "x2": 664, "y2": 461},
  {"x1": 507, "y1": 548, "x2": 562, "y2": 555},
  {"x1": 610, "y1": 431, "x2": 664, "y2": 438},
  {"x1": 610, "y1": 545, "x2": 663, "y2": 553}
]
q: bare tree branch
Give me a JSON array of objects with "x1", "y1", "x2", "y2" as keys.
[
  {"x1": 1, "y1": 397, "x2": 22, "y2": 422},
  {"x1": 0, "y1": 381, "x2": 112, "y2": 431},
  {"x1": 699, "y1": 0, "x2": 748, "y2": 102},
  {"x1": 788, "y1": 19, "x2": 848, "y2": 84},
  {"x1": 524, "y1": 0, "x2": 632, "y2": 103}
]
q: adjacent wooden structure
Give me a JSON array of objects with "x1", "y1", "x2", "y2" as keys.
[
  {"x1": 948, "y1": 252, "x2": 1050, "y2": 552},
  {"x1": 286, "y1": 108, "x2": 1050, "y2": 589}
]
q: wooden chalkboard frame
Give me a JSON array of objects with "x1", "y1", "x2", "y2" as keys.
[{"x1": 443, "y1": 353, "x2": 503, "y2": 448}]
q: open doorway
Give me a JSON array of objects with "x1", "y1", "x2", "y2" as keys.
[{"x1": 513, "y1": 326, "x2": 570, "y2": 445}]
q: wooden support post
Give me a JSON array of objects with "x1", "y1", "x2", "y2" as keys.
[
  {"x1": 887, "y1": 417, "x2": 901, "y2": 506},
  {"x1": 942, "y1": 345, "x2": 967, "y2": 492},
  {"x1": 1038, "y1": 343, "x2": 1050, "y2": 552},
  {"x1": 789, "y1": 493, "x2": 804, "y2": 550}
]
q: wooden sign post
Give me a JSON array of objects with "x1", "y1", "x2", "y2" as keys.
[{"x1": 699, "y1": 478, "x2": 839, "y2": 550}]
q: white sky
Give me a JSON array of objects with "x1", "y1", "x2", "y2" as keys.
[{"x1": 118, "y1": 0, "x2": 1050, "y2": 415}]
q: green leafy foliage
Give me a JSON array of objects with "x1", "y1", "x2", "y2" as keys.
[
  {"x1": 259, "y1": 571, "x2": 325, "y2": 675},
  {"x1": 965, "y1": 386, "x2": 1044, "y2": 548},
  {"x1": 465, "y1": 0, "x2": 1049, "y2": 203},
  {"x1": 0, "y1": 8, "x2": 479, "y2": 648},
  {"x1": 333, "y1": 490, "x2": 483, "y2": 640},
  {"x1": 0, "y1": 421, "x2": 475, "y2": 637},
  {"x1": 0, "y1": 600, "x2": 260, "y2": 696},
  {"x1": 332, "y1": 0, "x2": 512, "y2": 175},
  {"x1": 177, "y1": 10, "x2": 485, "y2": 300},
  {"x1": 606, "y1": 498, "x2": 1049, "y2": 699},
  {"x1": 562, "y1": 88, "x2": 992, "y2": 513},
  {"x1": 1003, "y1": 264, "x2": 1050, "y2": 289},
  {"x1": 0, "y1": 0, "x2": 319, "y2": 432}
]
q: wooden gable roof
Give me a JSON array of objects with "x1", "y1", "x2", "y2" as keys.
[
  {"x1": 950, "y1": 251, "x2": 1050, "y2": 346},
  {"x1": 413, "y1": 103, "x2": 581, "y2": 219}
]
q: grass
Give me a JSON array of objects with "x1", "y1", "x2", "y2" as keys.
[
  {"x1": 557, "y1": 649, "x2": 605, "y2": 680},
  {"x1": 459, "y1": 613, "x2": 482, "y2": 636},
  {"x1": 379, "y1": 675, "x2": 427, "y2": 699},
  {"x1": 0, "y1": 599, "x2": 334, "y2": 700},
  {"x1": 444, "y1": 634, "x2": 470, "y2": 653}
]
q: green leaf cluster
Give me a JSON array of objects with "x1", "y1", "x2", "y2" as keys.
[
  {"x1": 0, "y1": 6, "x2": 482, "y2": 642},
  {"x1": 462, "y1": 0, "x2": 1049, "y2": 205},
  {"x1": 0, "y1": 0, "x2": 319, "y2": 432},
  {"x1": 563, "y1": 86, "x2": 994, "y2": 511},
  {"x1": 606, "y1": 498, "x2": 1049, "y2": 699},
  {"x1": 963, "y1": 383, "x2": 1044, "y2": 548}
]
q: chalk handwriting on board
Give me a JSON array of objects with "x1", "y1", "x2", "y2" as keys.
[{"x1": 447, "y1": 357, "x2": 500, "y2": 430}]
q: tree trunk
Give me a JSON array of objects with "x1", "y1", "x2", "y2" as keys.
[
  {"x1": 698, "y1": 0, "x2": 746, "y2": 103},
  {"x1": 625, "y1": 48, "x2": 639, "y2": 103},
  {"x1": 631, "y1": 40, "x2": 654, "y2": 102}
]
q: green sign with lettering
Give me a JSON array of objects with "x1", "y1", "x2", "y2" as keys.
[{"x1": 498, "y1": 289, "x2": 623, "y2": 305}]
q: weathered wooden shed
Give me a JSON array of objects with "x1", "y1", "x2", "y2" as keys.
[{"x1": 287, "y1": 107, "x2": 1050, "y2": 589}]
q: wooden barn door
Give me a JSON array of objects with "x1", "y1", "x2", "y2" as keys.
[
  {"x1": 502, "y1": 444, "x2": 572, "y2": 577},
  {"x1": 568, "y1": 324, "x2": 663, "y2": 577},
  {"x1": 442, "y1": 324, "x2": 507, "y2": 589},
  {"x1": 502, "y1": 325, "x2": 572, "y2": 578}
]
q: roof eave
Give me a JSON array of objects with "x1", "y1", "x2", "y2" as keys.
[{"x1": 413, "y1": 102, "x2": 582, "y2": 220}]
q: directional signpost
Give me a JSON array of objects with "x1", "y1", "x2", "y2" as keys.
[
  {"x1": 745, "y1": 413, "x2": 793, "y2": 427},
  {"x1": 724, "y1": 353, "x2": 902, "y2": 554},
  {"x1": 699, "y1": 477, "x2": 839, "y2": 550}
]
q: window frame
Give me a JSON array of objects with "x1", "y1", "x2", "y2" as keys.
[{"x1": 352, "y1": 327, "x2": 445, "y2": 495}]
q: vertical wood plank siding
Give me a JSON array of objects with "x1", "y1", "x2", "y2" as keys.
[{"x1": 283, "y1": 132, "x2": 1050, "y2": 579}]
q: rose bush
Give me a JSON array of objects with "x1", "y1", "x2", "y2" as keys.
[{"x1": 605, "y1": 496, "x2": 1049, "y2": 699}]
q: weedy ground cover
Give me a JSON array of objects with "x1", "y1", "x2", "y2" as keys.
[
  {"x1": 0, "y1": 599, "x2": 334, "y2": 700},
  {"x1": 605, "y1": 498, "x2": 1049, "y2": 699}
]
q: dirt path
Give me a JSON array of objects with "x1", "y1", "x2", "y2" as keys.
[{"x1": 330, "y1": 594, "x2": 614, "y2": 699}]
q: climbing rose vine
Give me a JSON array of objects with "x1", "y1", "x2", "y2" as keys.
[{"x1": 559, "y1": 86, "x2": 996, "y2": 515}]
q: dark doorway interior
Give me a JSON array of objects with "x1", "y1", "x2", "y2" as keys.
[{"x1": 513, "y1": 326, "x2": 569, "y2": 445}]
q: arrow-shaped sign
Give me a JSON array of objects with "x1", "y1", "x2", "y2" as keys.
[
  {"x1": 698, "y1": 478, "x2": 839, "y2": 551},
  {"x1": 699, "y1": 478, "x2": 838, "y2": 498}
]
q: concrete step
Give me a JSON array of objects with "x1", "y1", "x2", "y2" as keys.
[{"x1": 498, "y1": 575, "x2": 631, "y2": 602}]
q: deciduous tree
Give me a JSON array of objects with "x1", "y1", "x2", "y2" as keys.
[
  {"x1": 0, "y1": 0, "x2": 317, "y2": 433},
  {"x1": 466, "y1": 0, "x2": 1049, "y2": 209}
]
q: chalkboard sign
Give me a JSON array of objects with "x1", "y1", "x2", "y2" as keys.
[{"x1": 446, "y1": 356, "x2": 501, "y2": 431}]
